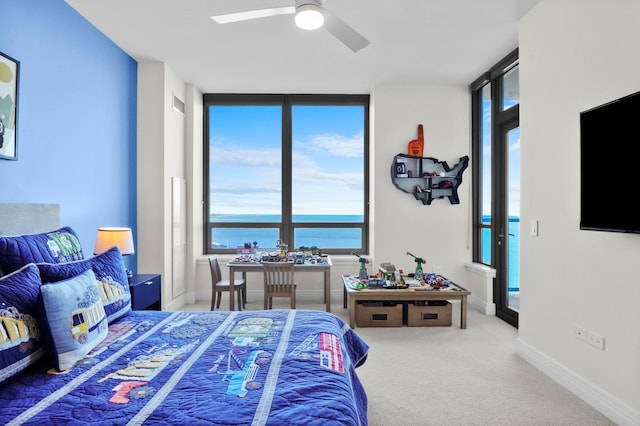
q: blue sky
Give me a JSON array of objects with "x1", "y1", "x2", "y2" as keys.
[
  {"x1": 482, "y1": 100, "x2": 521, "y2": 217},
  {"x1": 209, "y1": 105, "x2": 365, "y2": 216}
]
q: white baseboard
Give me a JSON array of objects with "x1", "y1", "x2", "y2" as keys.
[
  {"x1": 163, "y1": 292, "x2": 190, "y2": 312},
  {"x1": 515, "y1": 338, "x2": 640, "y2": 426},
  {"x1": 468, "y1": 294, "x2": 496, "y2": 315}
]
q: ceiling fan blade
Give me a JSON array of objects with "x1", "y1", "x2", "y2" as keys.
[
  {"x1": 323, "y1": 11, "x2": 370, "y2": 53},
  {"x1": 211, "y1": 6, "x2": 295, "y2": 24}
]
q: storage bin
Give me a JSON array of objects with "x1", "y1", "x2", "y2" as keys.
[
  {"x1": 355, "y1": 301, "x2": 403, "y2": 327},
  {"x1": 407, "y1": 301, "x2": 452, "y2": 327}
]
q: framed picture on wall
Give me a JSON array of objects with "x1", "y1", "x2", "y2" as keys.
[{"x1": 0, "y1": 51, "x2": 19, "y2": 161}]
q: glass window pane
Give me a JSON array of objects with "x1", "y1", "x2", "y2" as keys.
[
  {"x1": 291, "y1": 105, "x2": 364, "y2": 219},
  {"x1": 294, "y1": 214, "x2": 362, "y2": 223},
  {"x1": 210, "y1": 228, "x2": 280, "y2": 250},
  {"x1": 507, "y1": 127, "x2": 520, "y2": 294},
  {"x1": 295, "y1": 228, "x2": 362, "y2": 249},
  {"x1": 209, "y1": 105, "x2": 282, "y2": 219},
  {"x1": 501, "y1": 65, "x2": 519, "y2": 111},
  {"x1": 205, "y1": 95, "x2": 368, "y2": 254},
  {"x1": 481, "y1": 227, "x2": 491, "y2": 264},
  {"x1": 481, "y1": 83, "x2": 492, "y2": 219}
]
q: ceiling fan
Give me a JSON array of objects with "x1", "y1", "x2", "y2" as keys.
[{"x1": 210, "y1": 0, "x2": 370, "y2": 53}]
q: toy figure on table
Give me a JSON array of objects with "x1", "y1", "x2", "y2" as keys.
[
  {"x1": 424, "y1": 273, "x2": 451, "y2": 289},
  {"x1": 351, "y1": 252, "x2": 369, "y2": 280},
  {"x1": 406, "y1": 251, "x2": 426, "y2": 280},
  {"x1": 276, "y1": 239, "x2": 288, "y2": 259}
]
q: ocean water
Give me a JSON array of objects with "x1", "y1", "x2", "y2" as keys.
[
  {"x1": 210, "y1": 214, "x2": 363, "y2": 249},
  {"x1": 482, "y1": 216, "x2": 520, "y2": 291}
]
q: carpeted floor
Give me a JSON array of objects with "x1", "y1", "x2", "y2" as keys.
[{"x1": 180, "y1": 297, "x2": 615, "y2": 426}]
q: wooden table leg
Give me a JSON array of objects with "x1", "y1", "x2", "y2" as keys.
[
  {"x1": 242, "y1": 272, "x2": 247, "y2": 306},
  {"x1": 348, "y1": 294, "x2": 357, "y2": 328},
  {"x1": 325, "y1": 269, "x2": 331, "y2": 312},
  {"x1": 229, "y1": 266, "x2": 236, "y2": 311},
  {"x1": 460, "y1": 295, "x2": 467, "y2": 329},
  {"x1": 343, "y1": 285, "x2": 347, "y2": 309}
]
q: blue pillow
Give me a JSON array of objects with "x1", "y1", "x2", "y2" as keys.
[
  {"x1": 38, "y1": 269, "x2": 108, "y2": 371},
  {"x1": 0, "y1": 264, "x2": 45, "y2": 385},
  {"x1": 37, "y1": 246, "x2": 131, "y2": 322},
  {"x1": 0, "y1": 226, "x2": 84, "y2": 276}
]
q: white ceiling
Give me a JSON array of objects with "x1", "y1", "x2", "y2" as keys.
[{"x1": 64, "y1": 0, "x2": 540, "y2": 94}]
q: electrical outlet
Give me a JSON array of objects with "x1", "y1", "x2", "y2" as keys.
[
  {"x1": 587, "y1": 332, "x2": 605, "y2": 350},
  {"x1": 574, "y1": 326, "x2": 587, "y2": 342}
]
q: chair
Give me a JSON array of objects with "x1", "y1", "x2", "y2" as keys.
[
  {"x1": 209, "y1": 255, "x2": 246, "y2": 311},
  {"x1": 263, "y1": 262, "x2": 297, "y2": 309}
]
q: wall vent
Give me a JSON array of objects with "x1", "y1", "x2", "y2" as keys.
[{"x1": 173, "y1": 94, "x2": 185, "y2": 114}]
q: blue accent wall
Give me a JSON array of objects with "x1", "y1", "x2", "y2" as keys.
[{"x1": 0, "y1": 0, "x2": 138, "y2": 271}]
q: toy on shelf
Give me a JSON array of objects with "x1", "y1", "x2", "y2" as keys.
[
  {"x1": 406, "y1": 251, "x2": 426, "y2": 280},
  {"x1": 351, "y1": 252, "x2": 370, "y2": 280},
  {"x1": 408, "y1": 124, "x2": 424, "y2": 157}
]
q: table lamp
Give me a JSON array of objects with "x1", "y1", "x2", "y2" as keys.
[{"x1": 94, "y1": 227, "x2": 135, "y2": 278}]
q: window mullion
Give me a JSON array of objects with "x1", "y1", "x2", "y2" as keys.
[{"x1": 282, "y1": 97, "x2": 293, "y2": 246}]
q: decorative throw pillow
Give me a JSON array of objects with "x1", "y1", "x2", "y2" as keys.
[
  {"x1": 0, "y1": 264, "x2": 45, "y2": 385},
  {"x1": 38, "y1": 269, "x2": 108, "y2": 371},
  {"x1": 37, "y1": 247, "x2": 131, "y2": 322},
  {"x1": 0, "y1": 226, "x2": 84, "y2": 276}
]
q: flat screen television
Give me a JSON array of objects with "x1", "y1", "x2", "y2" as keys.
[{"x1": 580, "y1": 90, "x2": 640, "y2": 233}]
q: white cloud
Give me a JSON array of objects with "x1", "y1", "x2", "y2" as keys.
[{"x1": 304, "y1": 131, "x2": 364, "y2": 158}]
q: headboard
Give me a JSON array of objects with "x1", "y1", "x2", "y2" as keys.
[{"x1": 0, "y1": 203, "x2": 61, "y2": 235}]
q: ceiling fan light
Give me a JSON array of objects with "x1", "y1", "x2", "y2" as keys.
[{"x1": 295, "y1": 5, "x2": 324, "y2": 30}]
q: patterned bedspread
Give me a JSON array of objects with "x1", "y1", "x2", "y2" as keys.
[{"x1": 0, "y1": 309, "x2": 369, "y2": 425}]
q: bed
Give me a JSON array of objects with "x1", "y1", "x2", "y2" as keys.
[{"x1": 0, "y1": 204, "x2": 369, "y2": 425}]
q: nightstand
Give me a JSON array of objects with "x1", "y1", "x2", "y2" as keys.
[{"x1": 129, "y1": 274, "x2": 162, "y2": 310}]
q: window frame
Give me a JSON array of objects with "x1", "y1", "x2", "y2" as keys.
[
  {"x1": 203, "y1": 93, "x2": 370, "y2": 255},
  {"x1": 470, "y1": 48, "x2": 519, "y2": 267}
]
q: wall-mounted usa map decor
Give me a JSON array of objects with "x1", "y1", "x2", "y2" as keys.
[{"x1": 391, "y1": 154, "x2": 469, "y2": 205}]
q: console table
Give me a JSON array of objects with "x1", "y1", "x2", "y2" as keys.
[
  {"x1": 342, "y1": 275, "x2": 470, "y2": 329},
  {"x1": 227, "y1": 257, "x2": 332, "y2": 312}
]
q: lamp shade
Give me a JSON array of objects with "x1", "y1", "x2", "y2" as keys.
[
  {"x1": 295, "y1": 3, "x2": 324, "y2": 30},
  {"x1": 94, "y1": 227, "x2": 135, "y2": 255}
]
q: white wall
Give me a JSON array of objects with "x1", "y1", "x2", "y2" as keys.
[
  {"x1": 137, "y1": 62, "x2": 165, "y2": 280},
  {"x1": 137, "y1": 61, "x2": 187, "y2": 311},
  {"x1": 517, "y1": 1, "x2": 640, "y2": 423},
  {"x1": 184, "y1": 84, "x2": 203, "y2": 306},
  {"x1": 371, "y1": 85, "x2": 473, "y2": 285}
]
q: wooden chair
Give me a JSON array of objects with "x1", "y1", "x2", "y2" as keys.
[
  {"x1": 263, "y1": 262, "x2": 297, "y2": 309},
  {"x1": 209, "y1": 255, "x2": 246, "y2": 311}
]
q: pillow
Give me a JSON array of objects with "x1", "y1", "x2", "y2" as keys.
[
  {"x1": 0, "y1": 226, "x2": 84, "y2": 276},
  {"x1": 38, "y1": 269, "x2": 108, "y2": 371},
  {"x1": 37, "y1": 246, "x2": 131, "y2": 322},
  {"x1": 0, "y1": 264, "x2": 45, "y2": 385}
]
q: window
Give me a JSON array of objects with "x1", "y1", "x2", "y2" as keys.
[
  {"x1": 471, "y1": 50, "x2": 520, "y2": 268},
  {"x1": 471, "y1": 48, "x2": 521, "y2": 326},
  {"x1": 204, "y1": 94, "x2": 369, "y2": 255}
]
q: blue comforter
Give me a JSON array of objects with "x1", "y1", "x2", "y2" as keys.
[{"x1": 0, "y1": 309, "x2": 369, "y2": 425}]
